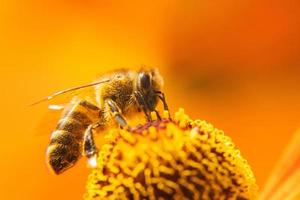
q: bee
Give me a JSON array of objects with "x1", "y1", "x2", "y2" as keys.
[{"x1": 33, "y1": 68, "x2": 169, "y2": 174}]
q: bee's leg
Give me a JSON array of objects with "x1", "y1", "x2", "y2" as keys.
[
  {"x1": 106, "y1": 99, "x2": 129, "y2": 128},
  {"x1": 83, "y1": 121, "x2": 105, "y2": 168},
  {"x1": 153, "y1": 109, "x2": 161, "y2": 120},
  {"x1": 83, "y1": 122, "x2": 102, "y2": 157},
  {"x1": 155, "y1": 91, "x2": 171, "y2": 119},
  {"x1": 134, "y1": 91, "x2": 152, "y2": 121}
]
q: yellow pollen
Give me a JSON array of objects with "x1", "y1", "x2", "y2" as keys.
[
  {"x1": 150, "y1": 111, "x2": 157, "y2": 121},
  {"x1": 84, "y1": 109, "x2": 258, "y2": 200}
]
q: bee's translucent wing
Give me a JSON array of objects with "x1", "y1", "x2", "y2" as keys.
[
  {"x1": 32, "y1": 79, "x2": 111, "y2": 136},
  {"x1": 30, "y1": 79, "x2": 111, "y2": 107},
  {"x1": 48, "y1": 104, "x2": 65, "y2": 110}
]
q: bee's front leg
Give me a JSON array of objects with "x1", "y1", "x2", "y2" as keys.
[
  {"x1": 134, "y1": 91, "x2": 152, "y2": 122},
  {"x1": 106, "y1": 99, "x2": 129, "y2": 128},
  {"x1": 155, "y1": 91, "x2": 171, "y2": 119}
]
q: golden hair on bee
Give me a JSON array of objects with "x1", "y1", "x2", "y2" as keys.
[{"x1": 34, "y1": 68, "x2": 170, "y2": 174}]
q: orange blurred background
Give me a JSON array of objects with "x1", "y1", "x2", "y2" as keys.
[{"x1": 1, "y1": 0, "x2": 300, "y2": 199}]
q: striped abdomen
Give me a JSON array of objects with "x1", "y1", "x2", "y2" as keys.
[{"x1": 46, "y1": 100, "x2": 100, "y2": 174}]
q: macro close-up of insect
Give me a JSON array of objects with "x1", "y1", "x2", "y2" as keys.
[
  {"x1": 32, "y1": 68, "x2": 170, "y2": 175},
  {"x1": 2, "y1": 0, "x2": 300, "y2": 199}
]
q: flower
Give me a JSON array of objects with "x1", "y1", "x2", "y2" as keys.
[
  {"x1": 260, "y1": 129, "x2": 300, "y2": 200},
  {"x1": 84, "y1": 109, "x2": 258, "y2": 199}
]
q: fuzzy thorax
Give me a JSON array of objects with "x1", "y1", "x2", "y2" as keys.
[{"x1": 84, "y1": 108, "x2": 258, "y2": 199}]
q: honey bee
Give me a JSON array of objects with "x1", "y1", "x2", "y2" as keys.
[{"x1": 33, "y1": 68, "x2": 169, "y2": 174}]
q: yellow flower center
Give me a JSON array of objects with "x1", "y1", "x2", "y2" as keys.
[{"x1": 84, "y1": 108, "x2": 258, "y2": 199}]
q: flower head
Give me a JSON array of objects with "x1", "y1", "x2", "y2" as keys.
[{"x1": 85, "y1": 109, "x2": 258, "y2": 199}]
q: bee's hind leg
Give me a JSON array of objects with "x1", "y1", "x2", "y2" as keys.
[{"x1": 83, "y1": 121, "x2": 105, "y2": 168}]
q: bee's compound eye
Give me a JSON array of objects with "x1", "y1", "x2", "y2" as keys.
[{"x1": 139, "y1": 72, "x2": 151, "y2": 90}]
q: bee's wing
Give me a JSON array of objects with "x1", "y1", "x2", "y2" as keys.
[
  {"x1": 31, "y1": 79, "x2": 111, "y2": 136},
  {"x1": 33, "y1": 91, "x2": 95, "y2": 136},
  {"x1": 48, "y1": 104, "x2": 65, "y2": 111},
  {"x1": 30, "y1": 79, "x2": 111, "y2": 107}
]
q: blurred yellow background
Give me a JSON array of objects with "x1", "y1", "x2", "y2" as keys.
[{"x1": 1, "y1": 0, "x2": 300, "y2": 199}]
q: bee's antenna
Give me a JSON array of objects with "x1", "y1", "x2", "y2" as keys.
[{"x1": 29, "y1": 79, "x2": 111, "y2": 106}]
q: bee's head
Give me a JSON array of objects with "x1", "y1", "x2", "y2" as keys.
[{"x1": 136, "y1": 68, "x2": 164, "y2": 111}]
